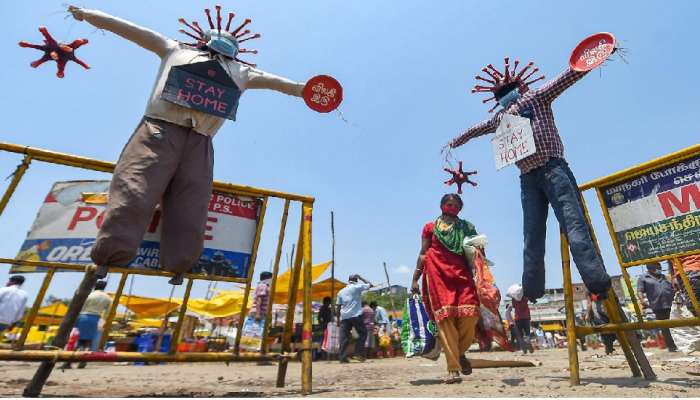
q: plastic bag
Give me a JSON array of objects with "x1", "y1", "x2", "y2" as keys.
[
  {"x1": 507, "y1": 283, "x2": 523, "y2": 301},
  {"x1": 400, "y1": 295, "x2": 439, "y2": 359},
  {"x1": 669, "y1": 293, "x2": 700, "y2": 354},
  {"x1": 321, "y1": 322, "x2": 340, "y2": 354}
]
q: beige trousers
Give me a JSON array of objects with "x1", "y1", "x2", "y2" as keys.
[
  {"x1": 91, "y1": 117, "x2": 214, "y2": 274},
  {"x1": 437, "y1": 316, "x2": 478, "y2": 372}
]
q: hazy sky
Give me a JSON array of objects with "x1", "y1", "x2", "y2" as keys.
[{"x1": 1, "y1": 1, "x2": 699, "y2": 304}]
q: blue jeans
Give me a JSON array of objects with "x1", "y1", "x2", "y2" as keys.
[{"x1": 520, "y1": 158, "x2": 611, "y2": 300}]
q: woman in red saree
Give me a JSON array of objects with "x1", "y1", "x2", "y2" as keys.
[{"x1": 412, "y1": 194, "x2": 480, "y2": 384}]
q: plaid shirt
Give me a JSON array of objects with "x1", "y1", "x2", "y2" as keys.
[{"x1": 450, "y1": 68, "x2": 589, "y2": 173}]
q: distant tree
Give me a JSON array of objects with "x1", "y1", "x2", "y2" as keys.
[{"x1": 363, "y1": 291, "x2": 409, "y2": 314}]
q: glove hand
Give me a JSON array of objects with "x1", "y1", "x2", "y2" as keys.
[{"x1": 68, "y1": 6, "x2": 85, "y2": 21}]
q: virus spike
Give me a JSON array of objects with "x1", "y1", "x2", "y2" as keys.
[
  {"x1": 68, "y1": 39, "x2": 89, "y2": 49},
  {"x1": 238, "y1": 33, "x2": 261, "y2": 43},
  {"x1": 204, "y1": 8, "x2": 215, "y2": 29},
  {"x1": 524, "y1": 75, "x2": 545, "y2": 86},
  {"x1": 482, "y1": 96, "x2": 496, "y2": 103},
  {"x1": 239, "y1": 48, "x2": 258, "y2": 54},
  {"x1": 486, "y1": 64, "x2": 503, "y2": 77},
  {"x1": 30, "y1": 54, "x2": 52, "y2": 68},
  {"x1": 38, "y1": 26, "x2": 57, "y2": 47},
  {"x1": 235, "y1": 29, "x2": 251, "y2": 39},
  {"x1": 487, "y1": 102, "x2": 500, "y2": 113},
  {"x1": 475, "y1": 75, "x2": 496, "y2": 85},
  {"x1": 234, "y1": 56, "x2": 256, "y2": 68},
  {"x1": 515, "y1": 61, "x2": 534, "y2": 80},
  {"x1": 215, "y1": 5, "x2": 222, "y2": 31},
  {"x1": 503, "y1": 57, "x2": 510, "y2": 82},
  {"x1": 179, "y1": 29, "x2": 203, "y2": 42},
  {"x1": 18, "y1": 41, "x2": 45, "y2": 50},
  {"x1": 471, "y1": 88, "x2": 492, "y2": 93},
  {"x1": 59, "y1": 44, "x2": 74, "y2": 53},
  {"x1": 511, "y1": 60, "x2": 520, "y2": 78},
  {"x1": 481, "y1": 68, "x2": 501, "y2": 83},
  {"x1": 55, "y1": 58, "x2": 67, "y2": 78},
  {"x1": 191, "y1": 21, "x2": 205, "y2": 35},
  {"x1": 72, "y1": 56, "x2": 90, "y2": 70},
  {"x1": 225, "y1": 12, "x2": 235, "y2": 31},
  {"x1": 232, "y1": 18, "x2": 251, "y2": 36},
  {"x1": 473, "y1": 85, "x2": 494, "y2": 91},
  {"x1": 179, "y1": 18, "x2": 204, "y2": 37},
  {"x1": 522, "y1": 67, "x2": 540, "y2": 82}
]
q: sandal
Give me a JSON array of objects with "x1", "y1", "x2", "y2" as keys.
[
  {"x1": 444, "y1": 371, "x2": 463, "y2": 384},
  {"x1": 459, "y1": 355, "x2": 472, "y2": 376}
]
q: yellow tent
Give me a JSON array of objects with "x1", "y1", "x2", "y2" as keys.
[
  {"x1": 36, "y1": 302, "x2": 68, "y2": 317},
  {"x1": 110, "y1": 261, "x2": 333, "y2": 319},
  {"x1": 116, "y1": 294, "x2": 180, "y2": 318},
  {"x1": 272, "y1": 277, "x2": 346, "y2": 304}
]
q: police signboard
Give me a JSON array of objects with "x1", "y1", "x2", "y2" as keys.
[
  {"x1": 600, "y1": 152, "x2": 700, "y2": 265},
  {"x1": 12, "y1": 181, "x2": 260, "y2": 279}
]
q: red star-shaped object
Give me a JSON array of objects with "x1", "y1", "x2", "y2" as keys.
[
  {"x1": 444, "y1": 161, "x2": 478, "y2": 194},
  {"x1": 19, "y1": 26, "x2": 89, "y2": 78}
]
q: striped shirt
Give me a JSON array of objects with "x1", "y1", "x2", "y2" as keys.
[
  {"x1": 450, "y1": 68, "x2": 589, "y2": 173},
  {"x1": 253, "y1": 281, "x2": 270, "y2": 318}
]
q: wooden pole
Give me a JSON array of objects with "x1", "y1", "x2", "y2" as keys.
[
  {"x1": 24, "y1": 265, "x2": 98, "y2": 397},
  {"x1": 234, "y1": 197, "x2": 269, "y2": 354},
  {"x1": 263, "y1": 199, "x2": 290, "y2": 353},
  {"x1": 168, "y1": 279, "x2": 194, "y2": 354},
  {"x1": 98, "y1": 272, "x2": 129, "y2": 350},
  {"x1": 560, "y1": 232, "x2": 580, "y2": 386},
  {"x1": 382, "y1": 261, "x2": 397, "y2": 315},
  {"x1": 276, "y1": 213, "x2": 304, "y2": 388},
  {"x1": 301, "y1": 203, "x2": 314, "y2": 395},
  {"x1": 331, "y1": 211, "x2": 335, "y2": 301},
  {"x1": 0, "y1": 154, "x2": 31, "y2": 217}
]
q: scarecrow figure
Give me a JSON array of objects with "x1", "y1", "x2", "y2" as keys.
[
  {"x1": 66, "y1": 6, "x2": 323, "y2": 284},
  {"x1": 447, "y1": 41, "x2": 617, "y2": 301}
]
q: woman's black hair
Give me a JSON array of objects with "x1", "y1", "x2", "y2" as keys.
[{"x1": 440, "y1": 193, "x2": 464, "y2": 209}]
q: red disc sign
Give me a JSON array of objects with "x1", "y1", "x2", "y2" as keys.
[
  {"x1": 569, "y1": 32, "x2": 616, "y2": 72},
  {"x1": 303, "y1": 75, "x2": 343, "y2": 113}
]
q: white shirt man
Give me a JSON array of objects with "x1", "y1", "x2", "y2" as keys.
[{"x1": 0, "y1": 276, "x2": 29, "y2": 331}]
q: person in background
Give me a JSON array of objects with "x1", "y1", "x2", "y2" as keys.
[
  {"x1": 370, "y1": 301, "x2": 390, "y2": 336},
  {"x1": 64, "y1": 280, "x2": 112, "y2": 369},
  {"x1": 669, "y1": 256, "x2": 700, "y2": 316},
  {"x1": 253, "y1": 271, "x2": 273, "y2": 322},
  {"x1": 504, "y1": 303, "x2": 522, "y2": 350},
  {"x1": 535, "y1": 326, "x2": 546, "y2": 349},
  {"x1": 637, "y1": 262, "x2": 677, "y2": 352},
  {"x1": 319, "y1": 296, "x2": 334, "y2": 331},
  {"x1": 586, "y1": 290, "x2": 616, "y2": 355},
  {"x1": 512, "y1": 295, "x2": 534, "y2": 354},
  {"x1": 0, "y1": 276, "x2": 28, "y2": 334},
  {"x1": 361, "y1": 301, "x2": 376, "y2": 358},
  {"x1": 336, "y1": 274, "x2": 373, "y2": 363}
]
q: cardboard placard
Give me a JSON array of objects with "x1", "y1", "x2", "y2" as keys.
[
  {"x1": 491, "y1": 114, "x2": 536, "y2": 170},
  {"x1": 161, "y1": 60, "x2": 241, "y2": 120}
]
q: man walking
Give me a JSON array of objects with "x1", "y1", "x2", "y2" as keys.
[
  {"x1": 0, "y1": 276, "x2": 28, "y2": 334},
  {"x1": 637, "y1": 262, "x2": 677, "y2": 352},
  {"x1": 64, "y1": 280, "x2": 112, "y2": 369},
  {"x1": 336, "y1": 274, "x2": 373, "y2": 362}
]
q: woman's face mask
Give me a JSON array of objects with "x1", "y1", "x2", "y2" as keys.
[
  {"x1": 498, "y1": 88, "x2": 521, "y2": 108},
  {"x1": 441, "y1": 203, "x2": 461, "y2": 216}
]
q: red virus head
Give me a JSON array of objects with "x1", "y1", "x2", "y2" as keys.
[
  {"x1": 18, "y1": 27, "x2": 89, "y2": 78},
  {"x1": 471, "y1": 57, "x2": 545, "y2": 112},
  {"x1": 178, "y1": 5, "x2": 261, "y2": 67}
]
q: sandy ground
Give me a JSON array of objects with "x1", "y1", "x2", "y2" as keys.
[{"x1": 1, "y1": 347, "x2": 699, "y2": 397}]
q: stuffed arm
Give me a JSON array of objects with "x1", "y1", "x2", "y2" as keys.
[
  {"x1": 68, "y1": 6, "x2": 174, "y2": 58},
  {"x1": 245, "y1": 68, "x2": 306, "y2": 97},
  {"x1": 449, "y1": 113, "x2": 500, "y2": 149},
  {"x1": 534, "y1": 67, "x2": 590, "y2": 103}
]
